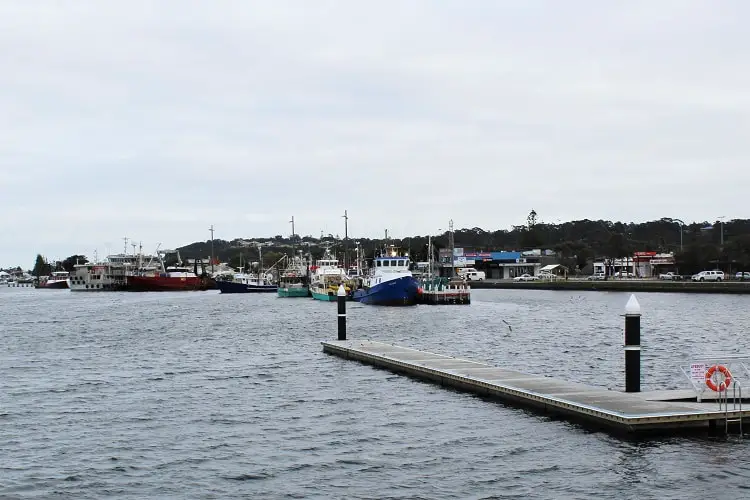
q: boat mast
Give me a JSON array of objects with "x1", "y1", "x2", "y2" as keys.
[
  {"x1": 290, "y1": 216, "x2": 295, "y2": 256},
  {"x1": 258, "y1": 243, "x2": 263, "y2": 278},
  {"x1": 428, "y1": 234, "x2": 432, "y2": 280},
  {"x1": 209, "y1": 225, "x2": 215, "y2": 274},
  {"x1": 342, "y1": 210, "x2": 348, "y2": 271},
  {"x1": 448, "y1": 219, "x2": 455, "y2": 278}
]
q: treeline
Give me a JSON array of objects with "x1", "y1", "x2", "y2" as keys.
[
  {"x1": 176, "y1": 214, "x2": 750, "y2": 275},
  {"x1": 37, "y1": 215, "x2": 750, "y2": 276},
  {"x1": 31, "y1": 254, "x2": 88, "y2": 276}
]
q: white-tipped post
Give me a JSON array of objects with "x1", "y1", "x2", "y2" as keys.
[
  {"x1": 624, "y1": 294, "x2": 641, "y2": 392},
  {"x1": 337, "y1": 284, "x2": 347, "y2": 340},
  {"x1": 625, "y1": 294, "x2": 641, "y2": 316}
]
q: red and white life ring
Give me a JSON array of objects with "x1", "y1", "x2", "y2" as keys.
[{"x1": 705, "y1": 364, "x2": 732, "y2": 392}]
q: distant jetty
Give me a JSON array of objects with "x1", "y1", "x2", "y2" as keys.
[{"x1": 469, "y1": 279, "x2": 750, "y2": 294}]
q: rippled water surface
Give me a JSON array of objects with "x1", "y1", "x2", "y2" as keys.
[{"x1": 2, "y1": 287, "x2": 750, "y2": 499}]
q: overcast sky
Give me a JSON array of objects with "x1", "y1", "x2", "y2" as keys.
[{"x1": 1, "y1": 1, "x2": 748, "y2": 266}]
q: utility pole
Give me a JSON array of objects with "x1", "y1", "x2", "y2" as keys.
[
  {"x1": 342, "y1": 210, "x2": 348, "y2": 270},
  {"x1": 209, "y1": 224, "x2": 215, "y2": 273},
  {"x1": 718, "y1": 216, "x2": 725, "y2": 246},
  {"x1": 448, "y1": 219, "x2": 455, "y2": 277}
]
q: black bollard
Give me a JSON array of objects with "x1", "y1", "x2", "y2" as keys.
[
  {"x1": 337, "y1": 284, "x2": 346, "y2": 340},
  {"x1": 624, "y1": 294, "x2": 641, "y2": 392}
]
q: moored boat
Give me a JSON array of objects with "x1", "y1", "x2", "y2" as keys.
[
  {"x1": 127, "y1": 266, "x2": 208, "y2": 291},
  {"x1": 309, "y1": 251, "x2": 349, "y2": 301},
  {"x1": 277, "y1": 254, "x2": 310, "y2": 297},
  {"x1": 36, "y1": 271, "x2": 70, "y2": 289},
  {"x1": 70, "y1": 262, "x2": 128, "y2": 291},
  {"x1": 125, "y1": 248, "x2": 213, "y2": 292},
  {"x1": 69, "y1": 252, "x2": 153, "y2": 291},
  {"x1": 216, "y1": 271, "x2": 277, "y2": 293},
  {"x1": 352, "y1": 246, "x2": 419, "y2": 306}
]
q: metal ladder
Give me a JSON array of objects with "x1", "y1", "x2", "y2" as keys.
[{"x1": 719, "y1": 380, "x2": 743, "y2": 437}]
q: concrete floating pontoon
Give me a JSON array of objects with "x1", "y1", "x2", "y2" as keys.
[{"x1": 322, "y1": 340, "x2": 748, "y2": 435}]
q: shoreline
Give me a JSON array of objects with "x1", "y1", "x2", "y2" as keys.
[{"x1": 467, "y1": 279, "x2": 750, "y2": 294}]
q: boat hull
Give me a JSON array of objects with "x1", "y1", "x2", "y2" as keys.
[
  {"x1": 127, "y1": 276, "x2": 206, "y2": 291},
  {"x1": 353, "y1": 275, "x2": 419, "y2": 306},
  {"x1": 216, "y1": 280, "x2": 277, "y2": 293},
  {"x1": 70, "y1": 282, "x2": 128, "y2": 292},
  {"x1": 36, "y1": 280, "x2": 70, "y2": 289},
  {"x1": 277, "y1": 286, "x2": 310, "y2": 298},
  {"x1": 311, "y1": 288, "x2": 338, "y2": 301}
]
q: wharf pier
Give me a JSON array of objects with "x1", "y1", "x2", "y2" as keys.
[
  {"x1": 469, "y1": 279, "x2": 750, "y2": 294},
  {"x1": 322, "y1": 340, "x2": 748, "y2": 435},
  {"x1": 324, "y1": 288, "x2": 747, "y2": 436},
  {"x1": 417, "y1": 277, "x2": 470, "y2": 305},
  {"x1": 5, "y1": 282, "x2": 34, "y2": 287}
]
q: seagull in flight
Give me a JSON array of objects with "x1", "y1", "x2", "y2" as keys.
[{"x1": 502, "y1": 319, "x2": 512, "y2": 333}]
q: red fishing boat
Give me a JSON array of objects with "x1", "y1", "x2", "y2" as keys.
[{"x1": 127, "y1": 266, "x2": 208, "y2": 291}]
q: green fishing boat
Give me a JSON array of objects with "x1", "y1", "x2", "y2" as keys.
[
  {"x1": 276, "y1": 254, "x2": 311, "y2": 297},
  {"x1": 277, "y1": 275, "x2": 310, "y2": 297}
]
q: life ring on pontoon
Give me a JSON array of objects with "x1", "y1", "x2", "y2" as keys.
[{"x1": 705, "y1": 365, "x2": 732, "y2": 392}]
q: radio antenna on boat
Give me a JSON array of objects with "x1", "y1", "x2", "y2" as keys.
[
  {"x1": 290, "y1": 216, "x2": 295, "y2": 255},
  {"x1": 209, "y1": 224, "x2": 215, "y2": 274}
]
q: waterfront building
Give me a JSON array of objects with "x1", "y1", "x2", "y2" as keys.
[
  {"x1": 593, "y1": 252, "x2": 676, "y2": 277},
  {"x1": 438, "y1": 248, "x2": 542, "y2": 279}
]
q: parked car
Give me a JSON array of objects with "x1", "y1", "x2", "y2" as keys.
[
  {"x1": 587, "y1": 272, "x2": 606, "y2": 280},
  {"x1": 615, "y1": 271, "x2": 634, "y2": 278},
  {"x1": 735, "y1": 272, "x2": 750, "y2": 280},
  {"x1": 513, "y1": 274, "x2": 538, "y2": 282},
  {"x1": 659, "y1": 272, "x2": 682, "y2": 280},
  {"x1": 538, "y1": 272, "x2": 558, "y2": 280},
  {"x1": 691, "y1": 270, "x2": 725, "y2": 282}
]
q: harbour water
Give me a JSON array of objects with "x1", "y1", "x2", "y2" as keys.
[{"x1": 1, "y1": 288, "x2": 749, "y2": 499}]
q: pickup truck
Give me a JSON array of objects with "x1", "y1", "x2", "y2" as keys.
[{"x1": 658, "y1": 272, "x2": 681, "y2": 280}]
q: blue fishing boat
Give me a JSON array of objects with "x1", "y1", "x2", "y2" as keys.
[{"x1": 352, "y1": 246, "x2": 419, "y2": 306}]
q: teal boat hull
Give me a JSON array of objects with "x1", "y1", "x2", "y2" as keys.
[
  {"x1": 278, "y1": 286, "x2": 310, "y2": 298},
  {"x1": 311, "y1": 289, "x2": 337, "y2": 301}
]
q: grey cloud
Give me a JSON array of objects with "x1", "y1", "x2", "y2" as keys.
[{"x1": 1, "y1": 0, "x2": 747, "y2": 265}]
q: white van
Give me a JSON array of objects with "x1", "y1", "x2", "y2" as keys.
[{"x1": 458, "y1": 268, "x2": 486, "y2": 281}]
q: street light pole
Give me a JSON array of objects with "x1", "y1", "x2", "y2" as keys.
[
  {"x1": 718, "y1": 216, "x2": 725, "y2": 246},
  {"x1": 674, "y1": 218, "x2": 684, "y2": 252},
  {"x1": 664, "y1": 218, "x2": 685, "y2": 252}
]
